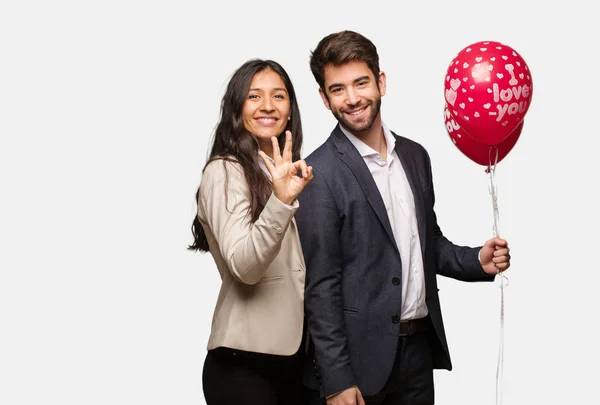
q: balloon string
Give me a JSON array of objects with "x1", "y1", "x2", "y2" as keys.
[{"x1": 488, "y1": 147, "x2": 508, "y2": 405}]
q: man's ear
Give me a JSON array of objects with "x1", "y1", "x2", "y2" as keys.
[
  {"x1": 378, "y1": 71, "x2": 387, "y2": 97},
  {"x1": 319, "y1": 88, "x2": 331, "y2": 110}
]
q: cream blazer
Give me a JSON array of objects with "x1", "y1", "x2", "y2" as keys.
[{"x1": 197, "y1": 159, "x2": 306, "y2": 356}]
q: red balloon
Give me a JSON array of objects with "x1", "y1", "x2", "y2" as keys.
[
  {"x1": 444, "y1": 103, "x2": 522, "y2": 167},
  {"x1": 444, "y1": 40, "x2": 532, "y2": 146}
]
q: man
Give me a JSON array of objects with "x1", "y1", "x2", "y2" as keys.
[{"x1": 295, "y1": 30, "x2": 511, "y2": 405}]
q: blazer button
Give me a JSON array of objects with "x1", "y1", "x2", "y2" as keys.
[
  {"x1": 391, "y1": 315, "x2": 400, "y2": 323},
  {"x1": 392, "y1": 277, "x2": 400, "y2": 285}
]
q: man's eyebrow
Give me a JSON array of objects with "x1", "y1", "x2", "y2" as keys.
[{"x1": 327, "y1": 76, "x2": 371, "y2": 92}]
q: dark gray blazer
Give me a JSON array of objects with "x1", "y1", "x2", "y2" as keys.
[{"x1": 295, "y1": 124, "x2": 494, "y2": 398}]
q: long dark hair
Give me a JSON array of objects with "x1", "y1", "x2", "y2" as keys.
[{"x1": 188, "y1": 59, "x2": 304, "y2": 252}]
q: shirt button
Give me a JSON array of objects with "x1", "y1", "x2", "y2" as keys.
[
  {"x1": 391, "y1": 315, "x2": 400, "y2": 324},
  {"x1": 392, "y1": 277, "x2": 400, "y2": 285},
  {"x1": 273, "y1": 226, "x2": 283, "y2": 234}
]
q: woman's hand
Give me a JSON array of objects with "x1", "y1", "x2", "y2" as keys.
[{"x1": 258, "y1": 131, "x2": 314, "y2": 205}]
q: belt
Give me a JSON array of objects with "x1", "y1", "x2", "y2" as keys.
[{"x1": 399, "y1": 316, "x2": 430, "y2": 336}]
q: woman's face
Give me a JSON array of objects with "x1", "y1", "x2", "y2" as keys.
[{"x1": 242, "y1": 68, "x2": 291, "y2": 146}]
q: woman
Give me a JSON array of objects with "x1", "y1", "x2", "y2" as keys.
[{"x1": 189, "y1": 59, "x2": 313, "y2": 405}]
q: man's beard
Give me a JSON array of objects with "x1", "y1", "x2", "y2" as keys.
[{"x1": 332, "y1": 96, "x2": 381, "y2": 134}]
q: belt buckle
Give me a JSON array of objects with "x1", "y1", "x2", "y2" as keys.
[{"x1": 398, "y1": 320, "x2": 411, "y2": 337}]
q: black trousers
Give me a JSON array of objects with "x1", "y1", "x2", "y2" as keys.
[
  {"x1": 202, "y1": 346, "x2": 308, "y2": 405},
  {"x1": 308, "y1": 331, "x2": 435, "y2": 405}
]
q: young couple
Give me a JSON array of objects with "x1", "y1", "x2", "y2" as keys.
[{"x1": 189, "y1": 30, "x2": 511, "y2": 405}]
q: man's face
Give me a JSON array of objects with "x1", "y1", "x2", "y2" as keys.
[{"x1": 320, "y1": 60, "x2": 386, "y2": 134}]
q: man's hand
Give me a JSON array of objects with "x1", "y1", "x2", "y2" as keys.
[
  {"x1": 326, "y1": 386, "x2": 365, "y2": 405},
  {"x1": 480, "y1": 236, "x2": 511, "y2": 275}
]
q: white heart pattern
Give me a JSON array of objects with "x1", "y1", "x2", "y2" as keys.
[
  {"x1": 454, "y1": 68, "x2": 458, "y2": 73},
  {"x1": 468, "y1": 97, "x2": 473, "y2": 102},
  {"x1": 450, "y1": 78, "x2": 461, "y2": 91},
  {"x1": 497, "y1": 73, "x2": 504, "y2": 79},
  {"x1": 502, "y1": 55, "x2": 508, "y2": 60},
  {"x1": 480, "y1": 48, "x2": 487, "y2": 51},
  {"x1": 445, "y1": 88, "x2": 457, "y2": 106},
  {"x1": 463, "y1": 62, "x2": 469, "y2": 68},
  {"x1": 470, "y1": 85, "x2": 475, "y2": 89},
  {"x1": 475, "y1": 57, "x2": 483, "y2": 62},
  {"x1": 487, "y1": 88, "x2": 492, "y2": 93},
  {"x1": 483, "y1": 103, "x2": 491, "y2": 109},
  {"x1": 474, "y1": 112, "x2": 480, "y2": 117},
  {"x1": 519, "y1": 73, "x2": 524, "y2": 79},
  {"x1": 491, "y1": 57, "x2": 496, "y2": 61},
  {"x1": 459, "y1": 103, "x2": 466, "y2": 109}
]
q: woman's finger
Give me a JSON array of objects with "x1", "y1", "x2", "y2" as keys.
[
  {"x1": 271, "y1": 136, "x2": 282, "y2": 165},
  {"x1": 258, "y1": 150, "x2": 275, "y2": 172},
  {"x1": 283, "y1": 131, "x2": 293, "y2": 163},
  {"x1": 292, "y1": 159, "x2": 308, "y2": 178}
]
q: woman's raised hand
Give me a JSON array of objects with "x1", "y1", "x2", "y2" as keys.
[{"x1": 258, "y1": 131, "x2": 314, "y2": 205}]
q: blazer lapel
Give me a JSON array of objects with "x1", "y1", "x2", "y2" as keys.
[
  {"x1": 331, "y1": 126, "x2": 399, "y2": 252},
  {"x1": 393, "y1": 135, "x2": 427, "y2": 255}
]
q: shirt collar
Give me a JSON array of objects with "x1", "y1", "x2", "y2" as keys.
[
  {"x1": 340, "y1": 122, "x2": 396, "y2": 159},
  {"x1": 258, "y1": 153, "x2": 274, "y2": 179}
]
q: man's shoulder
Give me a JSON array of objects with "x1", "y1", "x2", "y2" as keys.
[{"x1": 304, "y1": 136, "x2": 338, "y2": 169}]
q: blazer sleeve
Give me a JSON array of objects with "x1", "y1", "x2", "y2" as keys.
[
  {"x1": 296, "y1": 168, "x2": 357, "y2": 398},
  {"x1": 198, "y1": 160, "x2": 298, "y2": 285},
  {"x1": 423, "y1": 151, "x2": 495, "y2": 282}
]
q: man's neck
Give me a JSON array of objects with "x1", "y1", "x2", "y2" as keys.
[{"x1": 345, "y1": 116, "x2": 387, "y2": 158}]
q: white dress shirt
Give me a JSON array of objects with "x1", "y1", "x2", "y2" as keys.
[{"x1": 340, "y1": 124, "x2": 428, "y2": 320}]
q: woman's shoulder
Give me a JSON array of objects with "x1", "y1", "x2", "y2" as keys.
[{"x1": 201, "y1": 156, "x2": 245, "y2": 187}]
